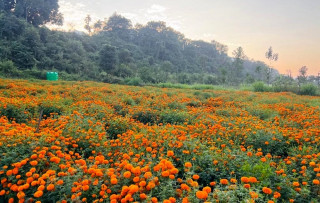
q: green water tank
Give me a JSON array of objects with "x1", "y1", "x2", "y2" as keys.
[{"x1": 46, "y1": 72, "x2": 58, "y2": 81}]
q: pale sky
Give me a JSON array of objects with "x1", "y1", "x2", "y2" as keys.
[{"x1": 56, "y1": 0, "x2": 320, "y2": 76}]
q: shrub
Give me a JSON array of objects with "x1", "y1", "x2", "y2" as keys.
[
  {"x1": 41, "y1": 105, "x2": 62, "y2": 118},
  {"x1": 300, "y1": 84, "x2": 318, "y2": 96},
  {"x1": 114, "y1": 104, "x2": 128, "y2": 116},
  {"x1": 132, "y1": 111, "x2": 158, "y2": 125},
  {"x1": 124, "y1": 77, "x2": 144, "y2": 86},
  {"x1": 159, "y1": 110, "x2": 189, "y2": 125},
  {"x1": 0, "y1": 104, "x2": 28, "y2": 123},
  {"x1": 105, "y1": 117, "x2": 132, "y2": 139},
  {"x1": 252, "y1": 81, "x2": 270, "y2": 92}
]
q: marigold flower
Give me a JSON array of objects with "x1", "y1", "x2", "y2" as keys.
[
  {"x1": 196, "y1": 191, "x2": 208, "y2": 199},
  {"x1": 220, "y1": 179, "x2": 229, "y2": 185},
  {"x1": 184, "y1": 162, "x2": 192, "y2": 168},
  {"x1": 34, "y1": 190, "x2": 43, "y2": 198},
  {"x1": 262, "y1": 187, "x2": 272, "y2": 194}
]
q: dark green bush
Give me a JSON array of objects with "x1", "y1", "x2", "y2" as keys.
[
  {"x1": 41, "y1": 105, "x2": 62, "y2": 118},
  {"x1": 105, "y1": 118, "x2": 132, "y2": 139},
  {"x1": 245, "y1": 131, "x2": 295, "y2": 157},
  {"x1": 0, "y1": 104, "x2": 28, "y2": 123},
  {"x1": 132, "y1": 111, "x2": 158, "y2": 125},
  {"x1": 113, "y1": 104, "x2": 128, "y2": 116},
  {"x1": 124, "y1": 77, "x2": 144, "y2": 86},
  {"x1": 252, "y1": 81, "x2": 271, "y2": 92},
  {"x1": 300, "y1": 84, "x2": 318, "y2": 96},
  {"x1": 159, "y1": 111, "x2": 189, "y2": 125}
]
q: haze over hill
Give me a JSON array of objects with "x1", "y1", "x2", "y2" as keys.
[{"x1": 55, "y1": 0, "x2": 320, "y2": 77}]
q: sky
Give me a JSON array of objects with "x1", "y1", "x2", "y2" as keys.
[{"x1": 55, "y1": 0, "x2": 320, "y2": 76}]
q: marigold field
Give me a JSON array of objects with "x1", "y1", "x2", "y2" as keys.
[{"x1": 0, "y1": 79, "x2": 320, "y2": 203}]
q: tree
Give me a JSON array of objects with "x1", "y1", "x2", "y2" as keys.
[
  {"x1": 104, "y1": 13, "x2": 132, "y2": 31},
  {"x1": 93, "y1": 20, "x2": 103, "y2": 33},
  {"x1": 0, "y1": 0, "x2": 15, "y2": 12},
  {"x1": 99, "y1": 44, "x2": 117, "y2": 72},
  {"x1": 265, "y1": 46, "x2": 278, "y2": 85},
  {"x1": 231, "y1": 46, "x2": 246, "y2": 85},
  {"x1": 84, "y1": 14, "x2": 92, "y2": 35},
  {"x1": 297, "y1": 66, "x2": 308, "y2": 87},
  {"x1": 4, "y1": 0, "x2": 63, "y2": 26}
]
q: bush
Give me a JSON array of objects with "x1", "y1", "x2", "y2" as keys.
[
  {"x1": 300, "y1": 84, "x2": 318, "y2": 96},
  {"x1": 0, "y1": 60, "x2": 19, "y2": 77},
  {"x1": 132, "y1": 111, "x2": 158, "y2": 125},
  {"x1": 105, "y1": 118, "x2": 132, "y2": 139},
  {"x1": 0, "y1": 104, "x2": 28, "y2": 123},
  {"x1": 159, "y1": 110, "x2": 189, "y2": 125},
  {"x1": 41, "y1": 105, "x2": 62, "y2": 118},
  {"x1": 252, "y1": 81, "x2": 270, "y2": 92},
  {"x1": 124, "y1": 77, "x2": 144, "y2": 86}
]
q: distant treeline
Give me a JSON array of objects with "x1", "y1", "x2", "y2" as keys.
[{"x1": 0, "y1": 5, "x2": 319, "y2": 94}]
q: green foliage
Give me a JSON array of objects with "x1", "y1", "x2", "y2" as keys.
[
  {"x1": 300, "y1": 83, "x2": 318, "y2": 96},
  {"x1": 0, "y1": 11, "x2": 282, "y2": 86},
  {"x1": 252, "y1": 81, "x2": 271, "y2": 92},
  {"x1": 99, "y1": 44, "x2": 117, "y2": 72},
  {"x1": 2, "y1": 0, "x2": 63, "y2": 26},
  {"x1": 159, "y1": 110, "x2": 189, "y2": 125},
  {"x1": 0, "y1": 60, "x2": 18, "y2": 76},
  {"x1": 41, "y1": 105, "x2": 62, "y2": 118},
  {"x1": 245, "y1": 131, "x2": 294, "y2": 157},
  {"x1": 132, "y1": 111, "x2": 158, "y2": 125},
  {"x1": 113, "y1": 104, "x2": 128, "y2": 116},
  {"x1": 240, "y1": 161, "x2": 273, "y2": 182},
  {"x1": 0, "y1": 104, "x2": 28, "y2": 123},
  {"x1": 124, "y1": 77, "x2": 144, "y2": 86},
  {"x1": 105, "y1": 117, "x2": 132, "y2": 139}
]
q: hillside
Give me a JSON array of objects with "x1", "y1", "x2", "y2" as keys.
[{"x1": 0, "y1": 12, "x2": 278, "y2": 85}]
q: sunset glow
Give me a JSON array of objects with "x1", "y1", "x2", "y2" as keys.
[{"x1": 57, "y1": 0, "x2": 320, "y2": 76}]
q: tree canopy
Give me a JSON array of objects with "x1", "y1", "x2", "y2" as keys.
[{"x1": 0, "y1": 0, "x2": 63, "y2": 26}]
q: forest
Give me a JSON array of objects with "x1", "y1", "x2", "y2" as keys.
[{"x1": 0, "y1": 0, "x2": 319, "y2": 95}]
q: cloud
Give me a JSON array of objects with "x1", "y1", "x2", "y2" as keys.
[
  {"x1": 49, "y1": 0, "x2": 98, "y2": 31},
  {"x1": 129, "y1": 4, "x2": 183, "y2": 30},
  {"x1": 146, "y1": 4, "x2": 167, "y2": 14}
]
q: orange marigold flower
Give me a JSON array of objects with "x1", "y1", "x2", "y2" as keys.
[
  {"x1": 47, "y1": 184, "x2": 55, "y2": 191},
  {"x1": 110, "y1": 178, "x2": 118, "y2": 185},
  {"x1": 167, "y1": 150, "x2": 174, "y2": 157},
  {"x1": 123, "y1": 171, "x2": 131, "y2": 178},
  {"x1": 220, "y1": 179, "x2": 229, "y2": 185},
  {"x1": 248, "y1": 177, "x2": 257, "y2": 183},
  {"x1": 312, "y1": 179, "x2": 319, "y2": 185},
  {"x1": 30, "y1": 161, "x2": 38, "y2": 166},
  {"x1": 34, "y1": 190, "x2": 43, "y2": 198},
  {"x1": 202, "y1": 186, "x2": 211, "y2": 194},
  {"x1": 161, "y1": 171, "x2": 170, "y2": 177},
  {"x1": 184, "y1": 162, "x2": 192, "y2": 168},
  {"x1": 262, "y1": 187, "x2": 272, "y2": 195},
  {"x1": 196, "y1": 191, "x2": 208, "y2": 199},
  {"x1": 192, "y1": 174, "x2": 200, "y2": 180},
  {"x1": 241, "y1": 177, "x2": 249, "y2": 183}
]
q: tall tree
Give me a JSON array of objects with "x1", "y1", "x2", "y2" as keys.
[
  {"x1": 104, "y1": 13, "x2": 132, "y2": 31},
  {"x1": 0, "y1": 0, "x2": 15, "y2": 12},
  {"x1": 231, "y1": 46, "x2": 246, "y2": 85},
  {"x1": 297, "y1": 66, "x2": 308, "y2": 86},
  {"x1": 99, "y1": 44, "x2": 117, "y2": 72},
  {"x1": 265, "y1": 46, "x2": 278, "y2": 85},
  {"x1": 84, "y1": 14, "x2": 92, "y2": 35},
  {"x1": 4, "y1": 0, "x2": 63, "y2": 26}
]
